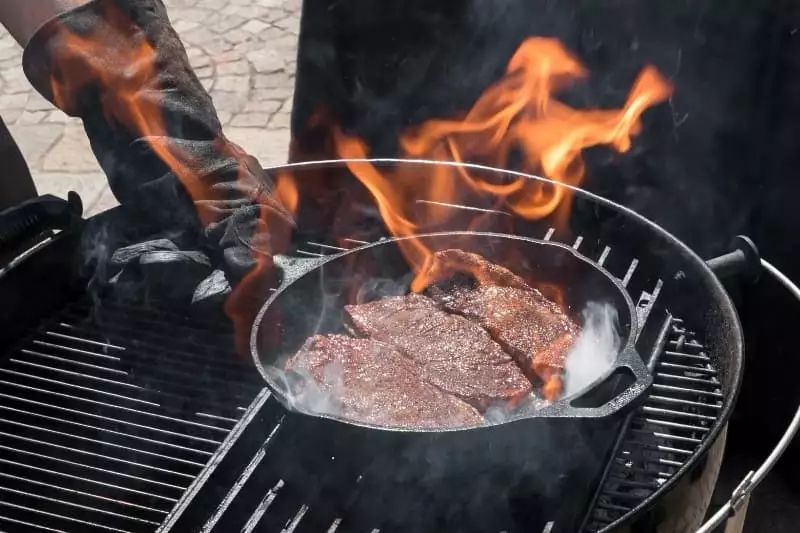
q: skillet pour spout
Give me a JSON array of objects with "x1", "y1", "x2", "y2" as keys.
[{"x1": 251, "y1": 231, "x2": 652, "y2": 431}]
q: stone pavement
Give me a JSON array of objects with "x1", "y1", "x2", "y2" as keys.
[{"x1": 0, "y1": 0, "x2": 299, "y2": 217}]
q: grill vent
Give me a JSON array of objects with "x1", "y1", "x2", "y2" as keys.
[
  {"x1": 583, "y1": 320, "x2": 723, "y2": 532},
  {"x1": 0, "y1": 299, "x2": 262, "y2": 532}
]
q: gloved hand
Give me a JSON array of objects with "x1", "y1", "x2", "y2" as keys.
[{"x1": 21, "y1": 0, "x2": 294, "y2": 329}]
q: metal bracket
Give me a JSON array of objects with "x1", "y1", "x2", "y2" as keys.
[{"x1": 730, "y1": 470, "x2": 755, "y2": 514}]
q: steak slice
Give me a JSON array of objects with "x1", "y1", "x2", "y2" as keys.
[
  {"x1": 344, "y1": 294, "x2": 532, "y2": 409},
  {"x1": 287, "y1": 334, "x2": 483, "y2": 428},
  {"x1": 421, "y1": 249, "x2": 534, "y2": 292},
  {"x1": 434, "y1": 284, "x2": 579, "y2": 399}
]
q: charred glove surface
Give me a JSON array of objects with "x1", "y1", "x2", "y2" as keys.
[{"x1": 21, "y1": 0, "x2": 293, "y2": 309}]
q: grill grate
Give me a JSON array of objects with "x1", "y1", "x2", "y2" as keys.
[
  {"x1": 583, "y1": 320, "x2": 723, "y2": 532},
  {"x1": 0, "y1": 298, "x2": 262, "y2": 532}
]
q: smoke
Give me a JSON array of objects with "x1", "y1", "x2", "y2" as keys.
[
  {"x1": 563, "y1": 301, "x2": 621, "y2": 397},
  {"x1": 264, "y1": 363, "x2": 343, "y2": 418}
]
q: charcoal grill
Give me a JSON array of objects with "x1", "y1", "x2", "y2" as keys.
[{"x1": 1, "y1": 159, "x2": 798, "y2": 533}]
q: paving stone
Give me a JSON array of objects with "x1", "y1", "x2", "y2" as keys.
[
  {"x1": 243, "y1": 99, "x2": 282, "y2": 114},
  {"x1": 194, "y1": 0, "x2": 225, "y2": 10},
  {"x1": 7, "y1": 124, "x2": 62, "y2": 169},
  {"x1": 242, "y1": 19, "x2": 271, "y2": 34},
  {"x1": 201, "y1": 38, "x2": 233, "y2": 55},
  {"x1": 269, "y1": 34, "x2": 299, "y2": 53},
  {"x1": 17, "y1": 111, "x2": 48, "y2": 125},
  {"x1": 214, "y1": 50, "x2": 247, "y2": 64},
  {"x1": 195, "y1": 65, "x2": 214, "y2": 79},
  {"x1": 44, "y1": 110, "x2": 71, "y2": 124},
  {"x1": 3, "y1": 77, "x2": 30, "y2": 94},
  {"x1": 84, "y1": 185, "x2": 120, "y2": 217},
  {"x1": 2, "y1": 108, "x2": 23, "y2": 124},
  {"x1": 227, "y1": 6, "x2": 270, "y2": 19},
  {"x1": 0, "y1": 47, "x2": 18, "y2": 62},
  {"x1": 34, "y1": 172, "x2": 108, "y2": 210},
  {"x1": 230, "y1": 112, "x2": 271, "y2": 127},
  {"x1": 225, "y1": 127, "x2": 290, "y2": 165},
  {"x1": 172, "y1": 20, "x2": 200, "y2": 34},
  {"x1": 26, "y1": 94, "x2": 55, "y2": 112},
  {"x1": 267, "y1": 112, "x2": 291, "y2": 130},
  {"x1": 216, "y1": 60, "x2": 250, "y2": 76},
  {"x1": 253, "y1": 71, "x2": 291, "y2": 89},
  {"x1": 251, "y1": 87, "x2": 293, "y2": 101},
  {"x1": 209, "y1": 90, "x2": 250, "y2": 114},
  {"x1": 218, "y1": 111, "x2": 233, "y2": 126},
  {"x1": 43, "y1": 126, "x2": 102, "y2": 173},
  {"x1": 176, "y1": 8, "x2": 216, "y2": 24},
  {"x1": 212, "y1": 15, "x2": 248, "y2": 34},
  {"x1": 214, "y1": 76, "x2": 250, "y2": 93},
  {"x1": 0, "y1": 93, "x2": 29, "y2": 111},
  {"x1": 247, "y1": 49, "x2": 286, "y2": 73},
  {"x1": 273, "y1": 15, "x2": 301, "y2": 34},
  {"x1": 232, "y1": 40, "x2": 266, "y2": 55},
  {"x1": 182, "y1": 27, "x2": 218, "y2": 46}
]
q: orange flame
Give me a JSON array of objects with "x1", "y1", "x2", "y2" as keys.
[
  {"x1": 275, "y1": 172, "x2": 300, "y2": 215},
  {"x1": 335, "y1": 37, "x2": 673, "y2": 293},
  {"x1": 48, "y1": 2, "x2": 295, "y2": 358}
]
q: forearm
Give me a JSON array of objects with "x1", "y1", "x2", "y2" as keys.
[{"x1": 0, "y1": 0, "x2": 92, "y2": 46}]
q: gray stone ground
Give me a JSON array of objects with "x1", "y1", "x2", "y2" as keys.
[{"x1": 0, "y1": 0, "x2": 299, "y2": 216}]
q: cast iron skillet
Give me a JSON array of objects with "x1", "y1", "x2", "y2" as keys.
[{"x1": 251, "y1": 234, "x2": 652, "y2": 429}]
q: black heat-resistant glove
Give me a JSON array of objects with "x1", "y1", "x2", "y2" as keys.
[{"x1": 21, "y1": 0, "x2": 293, "y2": 312}]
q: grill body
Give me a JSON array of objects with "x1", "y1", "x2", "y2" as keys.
[
  {"x1": 0, "y1": 160, "x2": 741, "y2": 532},
  {"x1": 0, "y1": 218, "x2": 263, "y2": 532}
]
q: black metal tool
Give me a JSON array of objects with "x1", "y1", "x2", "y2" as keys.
[{"x1": 0, "y1": 191, "x2": 83, "y2": 257}]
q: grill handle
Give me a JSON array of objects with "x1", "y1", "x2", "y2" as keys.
[
  {"x1": 0, "y1": 191, "x2": 83, "y2": 256},
  {"x1": 696, "y1": 259, "x2": 800, "y2": 533},
  {"x1": 705, "y1": 235, "x2": 761, "y2": 282}
]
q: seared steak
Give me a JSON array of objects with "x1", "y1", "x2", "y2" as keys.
[
  {"x1": 434, "y1": 284, "x2": 579, "y2": 399},
  {"x1": 344, "y1": 294, "x2": 532, "y2": 409},
  {"x1": 420, "y1": 249, "x2": 534, "y2": 292},
  {"x1": 287, "y1": 334, "x2": 483, "y2": 428}
]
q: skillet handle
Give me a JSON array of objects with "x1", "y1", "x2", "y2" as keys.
[{"x1": 534, "y1": 346, "x2": 653, "y2": 419}]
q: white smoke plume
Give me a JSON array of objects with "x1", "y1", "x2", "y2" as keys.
[{"x1": 563, "y1": 301, "x2": 621, "y2": 397}]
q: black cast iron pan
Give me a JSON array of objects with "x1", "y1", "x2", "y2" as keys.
[{"x1": 251, "y1": 230, "x2": 652, "y2": 430}]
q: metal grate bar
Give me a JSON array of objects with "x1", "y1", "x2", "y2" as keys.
[
  {"x1": 0, "y1": 442, "x2": 187, "y2": 491},
  {"x1": 0, "y1": 499, "x2": 130, "y2": 532},
  {"x1": 0, "y1": 400, "x2": 216, "y2": 454},
  {"x1": 0, "y1": 296, "x2": 261, "y2": 533},
  {"x1": 241, "y1": 480, "x2": 285, "y2": 533},
  {"x1": 0, "y1": 456, "x2": 178, "y2": 503},
  {"x1": 584, "y1": 321, "x2": 722, "y2": 531}
]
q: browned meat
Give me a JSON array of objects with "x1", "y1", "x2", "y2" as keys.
[
  {"x1": 434, "y1": 284, "x2": 579, "y2": 400},
  {"x1": 344, "y1": 294, "x2": 532, "y2": 409},
  {"x1": 420, "y1": 249, "x2": 534, "y2": 292},
  {"x1": 287, "y1": 334, "x2": 483, "y2": 428}
]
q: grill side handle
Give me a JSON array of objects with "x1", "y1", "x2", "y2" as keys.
[
  {"x1": 705, "y1": 235, "x2": 761, "y2": 282},
  {"x1": 0, "y1": 191, "x2": 83, "y2": 258}
]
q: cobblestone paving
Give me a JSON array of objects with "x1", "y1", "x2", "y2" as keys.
[{"x1": 0, "y1": 0, "x2": 299, "y2": 216}]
